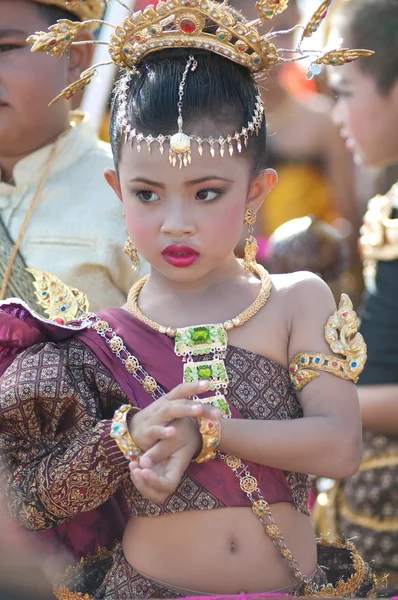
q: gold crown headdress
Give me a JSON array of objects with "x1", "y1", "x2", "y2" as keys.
[{"x1": 28, "y1": 0, "x2": 373, "y2": 167}]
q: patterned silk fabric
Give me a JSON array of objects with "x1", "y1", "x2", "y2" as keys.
[{"x1": 0, "y1": 338, "x2": 310, "y2": 535}]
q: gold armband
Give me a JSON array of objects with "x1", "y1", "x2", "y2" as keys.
[
  {"x1": 193, "y1": 417, "x2": 221, "y2": 464},
  {"x1": 289, "y1": 294, "x2": 367, "y2": 392},
  {"x1": 110, "y1": 405, "x2": 143, "y2": 462}
]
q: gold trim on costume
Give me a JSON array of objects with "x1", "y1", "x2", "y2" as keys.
[
  {"x1": 306, "y1": 538, "x2": 377, "y2": 598},
  {"x1": 289, "y1": 294, "x2": 367, "y2": 391},
  {"x1": 27, "y1": 268, "x2": 89, "y2": 324}
]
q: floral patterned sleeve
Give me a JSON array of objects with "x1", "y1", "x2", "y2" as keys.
[{"x1": 0, "y1": 338, "x2": 130, "y2": 530}]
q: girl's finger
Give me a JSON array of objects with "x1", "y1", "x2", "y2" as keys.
[
  {"x1": 164, "y1": 381, "x2": 210, "y2": 401},
  {"x1": 146, "y1": 425, "x2": 175, "y2": 443},
  {"x1": 140, "y1": 440, "x2": 172, "y2": 468}
]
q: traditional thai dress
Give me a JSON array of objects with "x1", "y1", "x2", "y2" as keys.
[
  {"x1": 322, "y1": 183, "x2": 398, "y2": 595},
  {"x1": 0, "y1": 299, "x2": 374, "y2": 599}
]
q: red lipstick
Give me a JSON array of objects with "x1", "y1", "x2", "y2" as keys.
[{"x1": 162, "y1": 245, "x2": 200, "y2": 268}]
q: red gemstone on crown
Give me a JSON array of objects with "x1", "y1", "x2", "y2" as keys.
[
  {"x1": 332, "y1": 362, "x2": 338, "y2": 367},
  {"x1": 343, "y1": 312, "x2": 348, "y2": 317},
  {"x1": 208, "y1": 422, "x2": 214, "y2": 429},
  {"x1": 181, "y1": 19, "x2": 196, "y2": 34}
]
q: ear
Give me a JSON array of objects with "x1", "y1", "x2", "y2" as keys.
[
  {"x1": 67, "y1": 29, "x2": 95, "y2": 83},
  {"x1": 246, "y1": 169, "x2": 277, "y2": 213},
  {"x1": 104, "y1": 169, "x2": 123, "y2": 203}
]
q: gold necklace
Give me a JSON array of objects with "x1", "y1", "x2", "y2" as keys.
[
  {"x1": 128, "y1": 260, "x2": 272, "y2": 418},
  {"x1": 0, "y1": 126, "x2": 73, "y2": 301},
  {"x1": 127, "y1": 260, "x2": 272, "y2": 338}
]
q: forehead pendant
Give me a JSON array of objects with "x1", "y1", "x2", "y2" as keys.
[{"x1": 169, "y1": 56, "x2": 197, "y2": 168}]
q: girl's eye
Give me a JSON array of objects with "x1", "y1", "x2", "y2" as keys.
[
  {"x1": 136, "y1": 190, "x2": 159, "y2": 203},
  {"x1": 0, "y1": 44, "x2": 21, "y2": 53},
  {"x1": 196, "y1": 189, "x2": 222, "y2": 202},
  {"x1": 332, "y1": 88, "x2": 352, "y2": 100}
]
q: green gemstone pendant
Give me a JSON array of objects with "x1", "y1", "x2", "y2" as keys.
[
  {"x1": 175, "y1": 324, "x2": 227, "y2": 358},
  {"x1": 195, "y1": 394, "x2": 231, "y2": 418},
  {"x1": 183, "y1": 359, "x2": 229, "y2": 390}
]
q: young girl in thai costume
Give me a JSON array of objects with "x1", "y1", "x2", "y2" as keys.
[
  {"x1": 319, "y1": 0, "x2": 398, "y2": 594},
  {"x1": 0, "y1": 1, "x2": 375, "y2": 597}
]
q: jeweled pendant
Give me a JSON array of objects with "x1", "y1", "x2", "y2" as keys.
[
  {"x1": 175, "y1": 324, "x2": 227, "y2": 357},
  {"x1": 183, "y1": 359, "x2": 229, "y2": 390},
  {"x1": 169, "y1": 132, "x2": 192, "y2": 168},
  {"x1": 196, "y1": 394, "x2": 231, "y2": 418}
]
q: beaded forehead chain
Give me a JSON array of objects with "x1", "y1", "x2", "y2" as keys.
[{"x1": 28, "y1": 0, "x2": 373, "y2": 167}]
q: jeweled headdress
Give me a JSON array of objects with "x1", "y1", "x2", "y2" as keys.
[{"x1": 28, "y1": 0, "x2": 373, "y2": 166}]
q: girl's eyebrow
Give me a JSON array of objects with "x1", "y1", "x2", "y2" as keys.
[
  {"x1": 0, "y1": 28, "x2": 28, "y2": 39},
  {"x1": 128, "y1": 176, "x2": 233, "y2": 188}
]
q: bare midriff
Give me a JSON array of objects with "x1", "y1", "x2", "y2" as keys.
[{"x1": 122, "y1": 503, "x2": 317, "y2": 594}]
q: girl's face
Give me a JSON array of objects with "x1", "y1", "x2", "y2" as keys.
[
  {"x1": 329, "y1": 62, "x2": 398, "y2": 167},
  {"x1": 106, "y1": 138, "x2": 276, "y2": 284}
]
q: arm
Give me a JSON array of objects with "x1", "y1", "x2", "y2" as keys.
[
  {"x1": 358, "y1": 384, "x2": 398, "y2": 435},
  {"x1": 0, "y1": 341, "x2": 129, "y2": 530},
  {"x1": 219, "y1": 274, "x2": 362, "y2": 479}
]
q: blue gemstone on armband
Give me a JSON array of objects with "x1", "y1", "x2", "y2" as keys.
[
  {"x1": 351, "y1": 362, "x2": 357, "y2": 368},
  {"x1": 315, "y1": 358, "x2": 320, "y2": 364},
  {"x1": 292, "y1": 382, "x2": 296, "y2": 388}
]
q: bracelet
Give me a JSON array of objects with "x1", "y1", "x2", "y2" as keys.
[
  {"x1": 193, "y1": 417, "x2": 221, "y2": 464},
  {"x1": 110, "y1": 404, "x2": 143, "y2": 462}
]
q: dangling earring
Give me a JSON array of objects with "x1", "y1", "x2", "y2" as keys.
[
  {"x1": 124, "y1": 236, "x2": 141, "y2": 273},
  {"x1": 243, "y1": 208, "x2": 258, "y2": 272}
]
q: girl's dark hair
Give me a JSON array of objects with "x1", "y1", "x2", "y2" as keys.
[
  {"x1": 110, "y1": 48, "x2": 267, "y2": 174},
  {"x1": 35, "y1": 3, "x2": 80, "y2": 25},
  {"x1": 334, "y1": 0, "x2": 398, "y2": 95}
]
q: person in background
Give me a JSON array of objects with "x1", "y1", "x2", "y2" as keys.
[
  {"x1": 230, "y1": 0, "x2": 361, "y2": 300},
  {"x1": 0, "y1": 0, "x2": 141, "y2": 313},
  {"x1": 268, "y1": 216, "x2": 350, "y2": 302},
  {"x1": 319, "y1": 0, "x2": 398, "y2": 594}
]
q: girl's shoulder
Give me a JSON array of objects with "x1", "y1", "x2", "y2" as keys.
[
  {"x1": 268, "y1": 271, "x2": 337, "y2": 329},
  {"x1": 270, "y1": 270, "x2": 333, "y2": 300}
]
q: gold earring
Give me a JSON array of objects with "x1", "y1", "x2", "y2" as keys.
[
  {"x1": 243, "y1": 208, "x2": 258, "y2": 272},
  {"x1": 124, "y1": 236, "x2": 141, "y2": 273}
]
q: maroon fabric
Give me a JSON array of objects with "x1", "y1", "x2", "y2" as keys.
[
  {"x1": 0, "y1": 299, "x2": 86, "y2": 377},
  {"x1": 76, "y1": 307, "x2": 295, "y2": 508}
]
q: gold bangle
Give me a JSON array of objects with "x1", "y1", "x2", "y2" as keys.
[
  {"x1": 193, "y1": 417, "x2": 221, "y2": 464},
  {"x1": 110, "y1": 404, "x2": 143, "y2": 462}
]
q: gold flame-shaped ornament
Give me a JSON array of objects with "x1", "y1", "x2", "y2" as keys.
[
  {"x1": 289, "y1": 294, "x2": 367, "y2": 391},
  {"x1": 27, "y1": 268, "x2": 89, "y2": 324}
]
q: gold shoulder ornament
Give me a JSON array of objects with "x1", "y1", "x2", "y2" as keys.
[
  {"x1": 289, "y1": 294, "x2": 367, "y2": 391},
  {"x1": 27, "y1": 0, "x2": 373, "y2": 167},
  {"x1": 27, "y1": 268, "x2": 89, "y2": 324}
]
